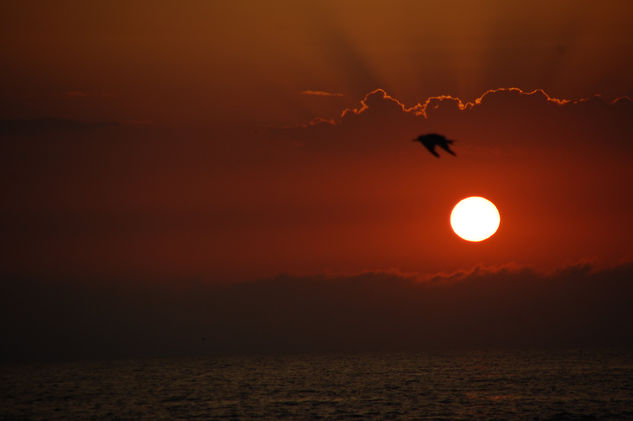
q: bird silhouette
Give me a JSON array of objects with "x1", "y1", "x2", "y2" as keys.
[{"x1": 413, "y1": 133, "x2": 456, "y2": 158}]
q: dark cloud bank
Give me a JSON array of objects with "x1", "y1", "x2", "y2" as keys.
[{"x1": 2, "y1": 262, "x2": 633, "y2": 362}]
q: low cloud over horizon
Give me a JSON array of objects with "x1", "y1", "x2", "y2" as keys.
[{"x1": 2, "y1": 261, "x2": 633, "y2": 362}]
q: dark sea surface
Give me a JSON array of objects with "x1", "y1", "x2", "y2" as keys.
[{"x1": 2, "y1": 350, "x2": 633, "y2": 420}]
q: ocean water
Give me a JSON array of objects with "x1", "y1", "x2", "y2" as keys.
[{"x1": 2, "y1": 350, "x2": 633, "y2": 420}]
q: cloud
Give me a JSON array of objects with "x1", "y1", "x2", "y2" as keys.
[
  {"x1": 337, "y1": 87, "x2": 631, "y2": 121},
  {"x1": 301, "y1": 90, "x2": 344, "y2": 97},
  {"x1": 340, "y1": 88, "x2": 418, "y2": 117},
  {"x1": 2, "y1": 262, "x2": 632, "y2": 361},
  {"x1": 273, "y1": 86, "x2": 633, "y2": 160}
]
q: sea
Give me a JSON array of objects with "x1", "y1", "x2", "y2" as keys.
[{"x1": 2, "y1": 349, "x2": 633, "y2": 420}]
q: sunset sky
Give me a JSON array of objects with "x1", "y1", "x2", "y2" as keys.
[{"x1": 2, "y1": 1, "x2": 633, "y2": 360}]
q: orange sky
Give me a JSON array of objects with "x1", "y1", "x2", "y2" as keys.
[
  {"x1": 1, "y1": 1, "x2": 633, "y2": 280},
  {"x1": 2, "y1": 87, "x2": 632, "y2": 281},
  {"x1": 2, "y1": 0, "x2": 633, "y2": 360}
]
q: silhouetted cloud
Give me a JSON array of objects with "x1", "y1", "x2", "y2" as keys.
[
  {"x1": 337, "y1": 87, "x2": 632, "y2": 123},
  {"x1": 340, "y1": 88, "x2": 417, "y2": 118},
  {"x1": 2, "y1": 262, "x2": 632, "y2": 361},
  {"x1": 272, "y1": 86, "x2": 633, "y2": 160}
]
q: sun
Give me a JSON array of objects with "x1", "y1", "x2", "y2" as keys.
[{"x1": 450, "y1": 196, "x2": 500, "y2": 242}]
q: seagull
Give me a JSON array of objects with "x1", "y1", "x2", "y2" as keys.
[{"x1": 413, "y1": 133, "x2": 456, "y2": 158}]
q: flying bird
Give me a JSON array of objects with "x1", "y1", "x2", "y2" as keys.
[{"x1": 413, "y1": 133, "x2": 456, "y2": 158}]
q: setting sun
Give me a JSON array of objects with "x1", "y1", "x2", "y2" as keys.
[{"x1": 450, "y1": 196, "x2": 500, "y2": 242}]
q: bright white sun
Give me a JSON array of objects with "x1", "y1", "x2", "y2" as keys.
[{"x1": 450, "y1": 196, "x2": 500, "y2": 242}]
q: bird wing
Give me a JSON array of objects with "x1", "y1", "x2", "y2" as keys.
[
  {"x1": 439, "y1": 143, "x2": 456, "y2": 156},
  {"x1": 423, "y1": 142, "x2": 440, "y2": 157}
]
